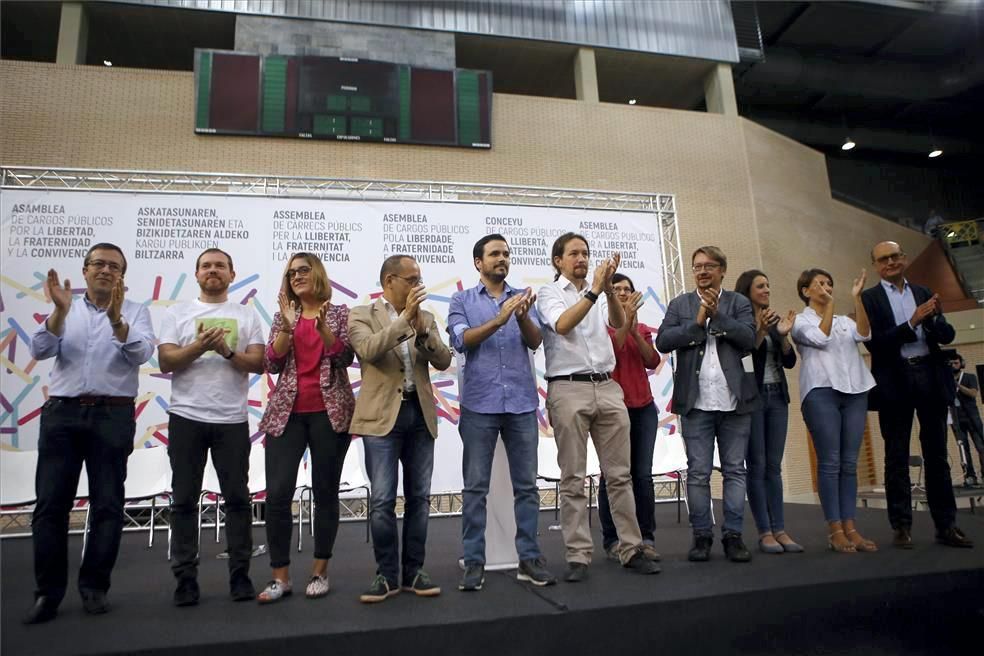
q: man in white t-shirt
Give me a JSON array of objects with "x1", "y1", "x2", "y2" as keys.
[{"x1": 158, "y1": 248, "x2": 265, "y2": 606}]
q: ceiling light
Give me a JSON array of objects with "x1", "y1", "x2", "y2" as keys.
[
  {"x1": 628, "y1": 99, "x2": 637, "y2": 105},
  {"x1": 928, "y1": 149, "x2": 942, "y2": 158},
  {"x1": 103, "y1": 60, "x2": 113, "y2": 67},
  {"x1": 841, "y1": 137, "x2": 855, "y2": 151}
]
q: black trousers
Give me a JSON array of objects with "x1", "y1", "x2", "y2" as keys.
[
  {"x1": 878, "y1": 361, "x2": 957, "y2": 531},
  {"x1": 32, "y1": 399, "x2": 135, "y2": 603},
  {"x1": 951, "y1": 412, "x2": 984, "y2": 480},
  {"x1": 264, "y1": 412, "x2": 351, "y2": 568},
  {"x1": 167, "y1": 413, "x2": 252, "y2": 584}
]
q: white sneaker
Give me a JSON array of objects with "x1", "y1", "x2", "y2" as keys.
[{"x1": 305, "y1": 574, "x2": 330, "y2": 599}]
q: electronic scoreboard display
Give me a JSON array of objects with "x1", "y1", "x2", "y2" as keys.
[{"x1": 194, "y1": 50, "x2": 492, "y2": 149}]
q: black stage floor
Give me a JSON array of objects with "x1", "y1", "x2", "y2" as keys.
[{"x1": 2, "y1": 502, "x2": 983, "y2": 656}]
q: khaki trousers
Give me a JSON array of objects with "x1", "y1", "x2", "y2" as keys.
[{"x1": 547, "y1": 379, "x2": 642, "y2": 565}]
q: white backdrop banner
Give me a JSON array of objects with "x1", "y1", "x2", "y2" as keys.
[{"x1": 0, "y1": 189, "x2": 677, "y2": 493}]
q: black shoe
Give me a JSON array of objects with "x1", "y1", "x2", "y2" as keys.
[
  {"x1": 624, "y1": 551, "x2": 661, "y2": 575},
  {"x1": 892, "y1": 527, "x2": 914, "y2": 549},
  {"x1": 517, "y1": 558, "x2": 557, "y2": 587},
  {"x1": 174, "y1": 579, "x2": 200, "y2": 607},
  {"x1": 230, "y1": 575, "x2": 255, "y2": 602},
  {"x1": 688, "y1": 535, "x2": 713, "y2": 562},
  {"x1": 458, "y1": 564, "x2": 485, "y2": 592},
  {"x1": 722, "y1": 532, "x2": 752, "y2": 563},
  {"x1": 22, "y1": 596, "x2": 58, "y2": 625},
  {"x1": 563, "y1": 562, "x2": 589, "y2": 583},
  {"x1": 80, "y1": 589, "x2": 109, "y2": 615},
  {"x1": 936, "y1": 526, "x2": 974, "y2": 548}
]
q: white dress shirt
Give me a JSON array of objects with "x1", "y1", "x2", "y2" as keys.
[
  {"x1": 880, "y1": 278, "x2": 930, "y2": 358},
  {"x1": 383, "y1": 298, "x2": 415, "y2": 392},
  {"x1": 791, "y1": 307, "x2": 876, "y2": 402},
  {"x1": 694, "y1": 289, "x2": 738, "y2": 412},
  {"x1": 536, "y1": 275, "x2": 616, "y2": 377}
]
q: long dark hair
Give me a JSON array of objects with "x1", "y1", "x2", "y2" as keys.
[
  {"x1": 734, "y1": 269, "x2": 767, "y2": 304},
  {"x1": 550, "y1": 232, "x2": 589, "y2": 281}
]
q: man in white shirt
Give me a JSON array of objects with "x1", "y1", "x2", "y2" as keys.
[
  {"x1": 158, "y1": 248, "x2": 266, "y2": 606},
  {"x1": 655, "y1": 246, "x2": 758, "y2": 563},
  {"x1": 536, "y1": 232, "x2": 660, "y2": 582}
]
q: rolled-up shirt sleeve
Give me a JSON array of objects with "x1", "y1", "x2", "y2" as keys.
[
  {"x1": 447, "y1": 292, "x2": 470, "y2": 352},
  {"x1": 791, "y1": 313, "x2": 832, "y2": 349},
  {"x1": 30, "y1": 321, "x2": 61, "y2": 360},
  {"x1": 115, "y1": 302, "x2": 155, "y2": 365},
  {"x1": 536, "y1": 284, "x2": 566, "y2": 332}
]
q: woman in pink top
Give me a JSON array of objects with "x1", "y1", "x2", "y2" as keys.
[{"x1": 256, "y1": 253, "x2": 355, "y2": 603}]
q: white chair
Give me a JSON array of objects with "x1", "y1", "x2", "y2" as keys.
[
  {"x1": 651, "y1": 432, "x2": 689, "y2": 523},
  {"x1": 247, "y1": 443, "x2": 267, "y2": 525},
  {"x1": 338, "y1": 439, "x2": 370, "y2": 543},
  {"x1": 84, "y1": 447, "x2": 170, "y2": 558},
  {"x1": 296, "y1": 451, "x2": 312, "y2": 552},
  {"x1": 536, "y1": 438, "x2": 562, "y2": 521},
  {"x1": 585, "y1": 441, "x2": 601, "y2": 526},
  {"x1": 197, "y1": 454, "x2": 223, "y2": 549},
  {"x1": 0, "y1": 449, "x2": 39, "y2": 537}
]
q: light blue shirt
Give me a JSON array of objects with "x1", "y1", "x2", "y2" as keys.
[
  {"x1": 447, "y1": 281, "x2": 539, "y2": 415},
  {"x1": 880, "y1": 279, "x2": 929, "y2": 358},
  {"x1": 30, "y1": 294, "x2": 156, "y2": 397}
]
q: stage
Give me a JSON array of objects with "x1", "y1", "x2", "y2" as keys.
[{"x1": 2, "y1": 502, "x2": 982, "y2": 656}]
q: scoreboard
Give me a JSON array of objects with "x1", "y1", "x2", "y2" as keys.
[{"x1": 194, "y1": 50, "x2": 492, "y2": 149}]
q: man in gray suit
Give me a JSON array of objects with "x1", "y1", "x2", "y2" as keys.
[{"x1": 655, "y1": 246, "x2": 758, "y2": 562}]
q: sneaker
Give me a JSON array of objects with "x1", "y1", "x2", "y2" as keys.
[
  {"x1": 624, "y1": 551, "x2": 661, "y2": 575},
  {"x1": 603, "y1": 543, "x2": 620, "y2": 562},
  {"x1": 230, "y1": 574, "x2": 255, "y2": 602},
  {"x1": 359, "y1": 574, "x2": 399, "y2": 603},
  {"x1": 305, "y1": 574, "x2": 330, "y2": 599},
  {"x1": 174, "y1": 578, "x2": 200, "y2": 607},
  {"x1": 688, "y1": 535, "x2": 713, "y2": 562},
  {"x1": 517, "y1": 558, "x2": 557, "y2": 587},
  {"x1": 722, "y1": 532, "x2": 752, "y2": 563},
  {"x1": 458, "y1": 564, "x2": 485, "y2": 592},
  {"x1": 402, "y1": 570, "x2": 441, "y2": 597},
  {"x1": 563, "y1": 562, "x2": 588, "y2": 583},
  {"x1": 964, "y1": 476, "x2": 979, "y2": 487},
  {"x1": 640, "y1": 543, "x2": 662, "y2": 562},
  {"x1": 256, "y1": 579, "x2": 292, "y2": 604}
]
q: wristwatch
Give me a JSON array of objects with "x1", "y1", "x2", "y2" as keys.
[
  {"x1": 222, "y1": 350, "x2": 235, "y2": 360},
  {"x1": 584, "y1": 291, "x2": 599, "y2": 303}
]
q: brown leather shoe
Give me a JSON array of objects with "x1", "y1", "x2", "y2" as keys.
[
  {"x1": 936, "y1": 526, "x2": 974, "y2": 549},
  {"x1": 892, "y1": 527, "x2": 913, "y2": 549}
]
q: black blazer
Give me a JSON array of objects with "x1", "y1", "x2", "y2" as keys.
[
  {"x1": 751, "y1": 326, "x2": 797, "y2": 404},
  {"x1": 655, "y1": 290, "x2": 759, "y2": 416},
  {"x1": 860, "y1": 281, "x2": 956, "y2": 411}
]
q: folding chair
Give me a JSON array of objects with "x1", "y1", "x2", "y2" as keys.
[
  {"x1": 652, "y1": 432, "x2": 689, "y2": 523},
  {"x1": 0, "y1": 449, "x2": 39, "y2": 537},
  {"x1": 338, "y1": 439, "x2": 371, "y2": 543}
]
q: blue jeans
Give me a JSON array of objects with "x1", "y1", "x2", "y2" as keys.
[
  {"x1": 597, "y1": 402, "x2": 659, "y2": 548},
  {"x1": 680, "y1": 409, "x2": 751, "y2": 536},
  {"x1": 746, "y1": 384, "x2": 789, "y2": 534},
  {"x1": 362, "y1": 399, "x2": 435, "y2": 587},
  {"x1": 801, "y1": 387, "x2": 867, "y2": 522},
  {"x1": 459, "y1": 407, "x2": 541, "y2": 565}
]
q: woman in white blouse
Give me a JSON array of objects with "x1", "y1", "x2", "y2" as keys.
[{"x1": 791, "y1": 267, "x2": 877, "y2": 553}]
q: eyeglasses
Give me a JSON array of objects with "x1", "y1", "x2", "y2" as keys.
[
  {"x1": 85, "y1": 260, "x2": 123, "y2": 273},
  {"x1": 286, "y1": 265, "x2": 312, "y2": 280},
  {"x1": 875, "y1": 252, "x2": 905, "y2": 265},
  {"x1": 692, "y1": 263, "x2": 721, "y2": 273},
  {"x1": 392, "y1": 275, "x2": 423, "y2": 286}
]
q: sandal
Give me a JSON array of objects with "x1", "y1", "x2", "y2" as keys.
[
  {"x1": 827, "y1": 529, "x2": 856, "y2": 554},
  {"x1": 257, "y1": 579, "x2": 292, "y2": 604},
  {"x1": 774, "y1": 531, "x2": 804, "y2": 553},
  {"x1": 845, "y1": 529, "x2": 878, "y2": 552}
]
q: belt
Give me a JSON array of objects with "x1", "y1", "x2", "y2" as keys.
[
  {"x1": 51, "y1": 395, "x2": 135, "y2": 406},
  {"x1": 762, "y1": 382, "x2": 783, "y2": 390},
  {"x1": 546, "y1": 372, "x2": 611, "y2": 383},
  {"x1": 902, "y1": 355, "x2": 931, "y2": 366}
]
